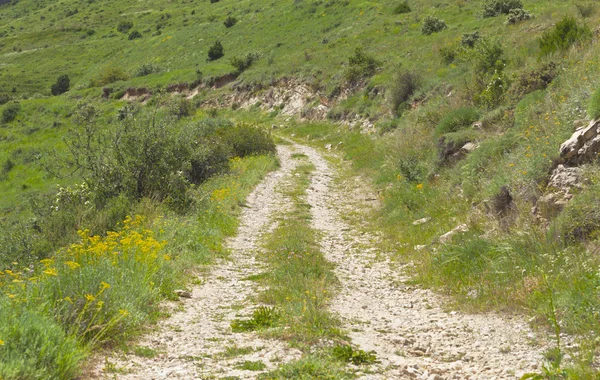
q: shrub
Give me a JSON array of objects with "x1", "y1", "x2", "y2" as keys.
[
  {"x1": 389, "y1": 70, "x2": 420, "y2": 115},
  {"x1": 230, "y1": 53, "x2": 258, "y2": 74},
  {"x1": 461, "y1": 31, "x2": 480, "y2": 48},
  {"x1": 135, "y1": 63, "x2": 162, "y2": 77},
  {"x1": 0, "y1": 93, "x2": 9, "y2": 105},
  {"x1": 422, "y1": 16, "x2": 447, "y2": 35},
  {"x1": 117, "y1": 20, "x2": 133, "y2": 33},
  {"x1": 588, "y1": 87, "x2": 600, "y2": 120},
  {"x1": 167, "y1": 97, "x2": 194, "y2": 118},
  {"x1": 506, "y1": 8, "x2": 532, "y2": 24},
  {"x1": 439, "y1": 44, "x2": 457, "y2": 64},
  {"x1": 482, "y1": 0, "x2": 522, "y2": 18},
  {"x1": 393, "y1": 1, "x2": 411, "y2": 14},
  {"x1": 218, "y1": 124, "x2": 276, "y2": 158},
  {"x1": 223, "y1": 16, "x2": 237, "y2": 28},
  {"x1": 472, "y1": 38, "x2": 505, "y2": 74},
  {"x1": 210, "y1": 0, "x2": 219, "y2": 3},
  {"x1": 1, "y1": 102, "x2": 20, "y2": 123},
  {"x1": 509, "y1": 62, "x2": 557, "y2": 98},
  {"x1": 208, "y1": 40, "x2": 224, "y2": 61},
  {"x1": 575, "y1": 2, "x2": 596, "y2": 18},
  {"x1": 539, "y1": 17, "x2": 591, "y2": 56},
  {"x1": 50, "y1": 74, "x2": 70, "y2": 96},
  {"x1": 128, "y1": 30, "x2": 142, "y2": 40},
  {"x1": 92, "y1": 66, "x2": 129, "y2": 86},
  {"x1": 435, "y1": 107, "x2": 480, "y2": 135},
  {"x1": 477, "y1": 69, "x2": 509, "y2": 108},
  {"x1": 344, "y1": 47, "x2": 380, "y2": 83},
  {"x1": 552, "y1": 177, "x2": 600, "y2": 241}
]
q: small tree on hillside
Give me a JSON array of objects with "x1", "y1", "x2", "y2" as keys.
[
  {"x1": 51, "y1": 74, "x2": 70, "y2": 96},
  {"x1": 208, "y1": 40, "x2": 224, "y2": 61}
]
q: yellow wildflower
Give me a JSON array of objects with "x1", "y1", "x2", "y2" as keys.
[
  {"x1": 119, "y1": 309, "x2": 130, "y2": 316},
  {"x1": 65, "y1": 261, "x2": 80, "y2": 270},
  {"x1": 43, "y1": 268, "x2": 58, "y2": 276},
  {"x1": 85, "y1": 294, "x2": 95, "y2": 302},
  {"x1": 7, "y1": 294, "x2": 16, "y2": 299},
  {"x1": 416, "y1": 183, "x2": 424, "y2": 190},
  {"x1": 100, "y1": 282, "x2": 111, "y2": 290},
  {"x1": 163, "y1": 254, "x2": 171, "y2": 261},
  {"x1": 97, "y1": 301, "x2": 104, "y2": 309},
  {"x1": 64, "y1": 297, "x2": 73, "y2": 304},
  {"x1": 0, "y1": 339, "x2": 4, "y2": 345}
]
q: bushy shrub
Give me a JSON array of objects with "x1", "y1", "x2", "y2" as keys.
[
  {"x1": 539, "y1": 16, "x2": 591, "y2": 56},
  {"x1": 128, "y1": 30, "x2": 142, "y2": 40},
  {"x1": 223, "y1": 16, "x2": 237, "y2": 28},
  {"x1": 1, "y1": 102, "x2": 20, "y2": 123},
  {"x1": 0, "y1": 93, "x2": 10, "y2": 105},
  {"x1": 421, "y1": 16, "x2": 447, "y2": 35},
  {"x1": 218, "y1": 124, "x2": 276, "y2": 158},
  {"x1": 389, "y1": 70, "x2": 420, "y2": 115},
  {"x1": 461, "y1": 31, "x2": 481, "y2": 48},
  {"x1": 472, "y1": 38, "x2": 505, "y2": 74},
  {"x1": 482, "y1": 0, "x2": 522, "y2": 18},
  {"x1": 477, "y1": 69, "x2": 509, "y2": 108},
  {"x1": 588, "y1": 87, "x2": 600, "y2": 120},
  {"x1": 50, "y1": 74, "x2": 70, "y2": 96},
  {"x1": 552, "y1": 177, "x2": 600, "y2": 241},
  {"x1": 210, "y1": 0, "x2": 219, "y2": 3},
  {"x1": 91, "y1": 66, "x2": 129, "y2": 86},
  {"x1": 575, "y1": 2, "x2": 596, "y2": 18},
  {"x1": 208, "y1": 40, "x2": 224, "y2": 61},
  {"x1": 435, "y1": 107, "x2": 480, "y2": 135},
  {"x1": 117, "y1": 20, "x2": 133, "y2": 33},
  {"x1": 393, "y1": 1, "x2": 411, "y2": 14},
  {"x1": 135, "y1": 63, "x2": 161, "y2": 77},
  {"x1": 509, "y1": 62, "x2": 557, "y2": 98},
  {"x1": 230, "y1": 53, "x2": 258, "y2": 74},
  {"x1": 344, "y1": 47, "x2": 380, "y2": 83},
  {"x1": 167, "y1": 97, "x2": 194, "y2": 118},
  {"x1": 506, "y1": 8, "x2": 532, "y2": 24},
  {"x1": 439, "y1": 44, "x2": 457, "y2": 64}
]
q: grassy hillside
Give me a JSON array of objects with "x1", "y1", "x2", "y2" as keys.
[{"x1": 2, "y1": 0, "x2": 600, "y2": 377}]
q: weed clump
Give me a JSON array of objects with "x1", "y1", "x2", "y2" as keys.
[
  {"x1": 135, "y1": 63, "x2": 162, "y2": 77},
  {"x1": 1, "y1": 102, "x2": 20, "y2": 123},
  {"x1": 509, "y1": 62, "x2": 557, "y2": 99},
  {"x1": 332, "y1": 344, "x2": 378, "y2": 365},
  {"x1": 506, "y1": 8, "x2": 532, "y2": 24},
  {"x1": 539, "y1": 17, "x2": 591, "y2": 56},
  {"x1": 461, "y1": 31, "x2": 481, "y2": 48},
  {"x1": 345, "y1": 47, "x2": 380, "y2": 84},
  {"x1": 208, "y1": 40, "x2": 224, "y2": 61},
  {"x1": 575, "y1": 2, "x2": 596, "y2": 18},
  {"x1": 117, "y1": 20, "x2": 133, "y2": 33},
  {"x1": 393, "y1": 1, "x2": 411, "y2": 14},
  {"x1": 435, "y1": 107, "x2": 480, "y2": 136},
  {"x1": 230, "y1": 53, "x2": 259, "y2": 74},
  {"x1": 50, "y1": 74, "x2": 70, "y2": 96},
  {"x1": 128, "y1": 30, "x2": 142, "y2": 40},
  {"x1": 389, "y1": 70, "x2": 420, "y2": 115},
  {"x1": 421, "y1": 16, "x2": 447, "y2": 35},
  {"x1": 224, "y1": 16, "x2": 237, "y2": 28},
  {"x1": 589, "y1": 88, "x2": 600, "y2": 121},
  {"x1": 482, "y1": 0, "x2": 522, "y2": 18},
  {"x1": 91, "y1": 66, "x2": 129, "y2": 86},
  {"x1": 231, "y1": 306, "x2": 280, "y2": 332}
]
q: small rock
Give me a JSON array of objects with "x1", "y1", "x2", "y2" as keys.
[
  {"x1": 412, "y1": 217, "x2": 431, "y2": 226},
  {"x1": 325, "y1": 143, "x2": 332, "y2": 150},
  {"x1": 174, "y1": 290, "x2": 192, "y2": 298},
  {"x1": 438, "y1": 224, "x2": 469, "y2": 244}
]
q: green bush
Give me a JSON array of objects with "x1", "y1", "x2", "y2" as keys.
[
  {"x1": 477, "y1": 70, "x2": 509, "y2": 108},
  {"x1": 50, "y1": 74, "x2": 70, "y2": 96},
  {"x1": 0, "y1": 93, "x2": 10, "y2": 105},
  {"x1": 1, "y1": 102, "x2": 21, "y2": 123},
  {"x1": 461, "y1": 31, "x2": 480, "y2": 48},
  {"x1": 588, "y1": 87, "x2": 600, "y2": 120},
  {"x1": 218, "y1": 124, "x2": 276, "y2": 158},
  {"x1": 117, "y1": 20, "x2": 133, "y2": 33},
  {"x1": 439, "y1": 43, "x2": 457, "y2": 64},
  {"x1": 506, "y1": 8, "x2": 532, "y2": 24},
  {"x1": 135, "y1": 63, "x2": 161, "y2": 77},
  {"x1": 91, "y1": 66, "x2": 129, "y2": 86},
  {"x1": 223, "y1": 16, "x2": 237, "y2": 28},
  {"x1": 421, "y1": 16, "x2": 447, "y2": 35},
  {"x1": 472, "y1": 38, "x2": 505, "y2": 74},
  {"x1": 230, "y1": 53, "x2": 258, "y2": 74},
  {"x1": 0, "y1": 299, "x2": 83, "y2": 380},
  {"x1": 539, "y1": 17, "x2": 591, "y2": 56},
  {"x1": 344, "y1": 47, "x2": 380, "y2": 83},
  {"x1": 128, "y1": 30, "x2": 142, "y2": 40},
  {"x1": 482, "y1": 0, "x2": 522, "y2": 18},
  {"x1": 435, "y1": 107, "x2": 480, "y2": 136},
  {"x1": 389, "y1": 70, "x2": 420, "y2": 115},
  {"x1": 393, "y1": 1, "x2": 411, "y2": 14},
  {"x1": 208, "y1": 40, "x2": 224, "y2": 61},
  {"x1": 509, "y1": 62, "x2": 557, "y2": 99}
]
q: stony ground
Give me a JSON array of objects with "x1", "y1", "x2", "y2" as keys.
[{"x1": 89, "y1": 143, "x2": 547, "y2": 379}]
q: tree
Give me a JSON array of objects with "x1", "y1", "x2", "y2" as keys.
[
  {"x1": 208, "y1": 40, "x2": 224, "y2": 61},
  {"x1": 50, "y1": 74, "x2": 70, "y2": 96}
]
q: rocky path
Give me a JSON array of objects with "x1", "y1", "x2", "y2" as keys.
[
  {"x1": 91, "y1": 143, "x2": 547, "y2": 379},
  {"x1": 297, "y1": 144, "x2": 547, "y2": 379},
  {"x1": 90, "y1": 145, "x2": 303, "y2": 379}
]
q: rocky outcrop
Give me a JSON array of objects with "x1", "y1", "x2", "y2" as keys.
[
  {"x1": 559, "y1": 119, "x2": 600, "y2": 165},
  {"x1": 533, "y1": 165, "x2": 583, "y2": 222}
]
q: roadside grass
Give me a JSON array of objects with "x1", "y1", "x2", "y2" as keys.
[{"x1": 0, "y1": 154, "x2": 277, "y2": 380}]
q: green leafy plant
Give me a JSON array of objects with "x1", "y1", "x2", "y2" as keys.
[
  {"x1": 506, "y1": 8, "x2": 532, "y2": 24},
  {"x1": 208, "y1": 40, "x2": 224, "y2": 61},
  {"x1": 421, "y1": 16, "x2": 447, "y2": 35},
  {"x1": 393, "y1": 1, "x2": 411, "y2": 14},
  {"x1": 389, "y1": 70, "x2": 420, "y2": 115},
  {"x1": 128, "y1": 30, "x2": 142, "y2": 40},
  {"x1": 332, "y1": 344, "x2": 378, "y2": 365},
  {"x1": 539, "y1": 16, "x2": 591, "y2": 56},
  {"x1": 344, "y1": 47, "x2": 380, "y2": 83},
  {"x1": 589, "y1": 87, "x2": 600, "y2": 120},
  {"x1": 135, "y1": 63, "x2": 161, "y2": 77},
  {"x1": 223, "y1": 16, "x2": 237, "y2": 28},
  {"x1": 230, "y1": 306, "x2": 280, "y2": 332},
  {"x1": 461, "y1": 31, "x2": 481, "y2": 48},
  {"x1": 117, "y1": 20, "x2": 133, "y2": 33},
  {"x1": 1, "y1": 102, "x2": 21, "y2": 123},
  {"x1": 482, "y1": 0, "x2": 522, "y2": 18},
  {"x1": 91, "y1": 66, "x2": 130, "y2": 86},
  {"x1": 435, "y1": 107, "x2": 480, "y2": 136},
  {"x1": 50, "y1": 74, "x2": 70, "y2": 96},
  {"x1": 230, "y1": 53, "x2": 259, "y2": 74}
]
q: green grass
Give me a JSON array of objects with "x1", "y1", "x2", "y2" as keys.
[{"x1": 235, "y1": 360, "x2": 266, "y2": 371}]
